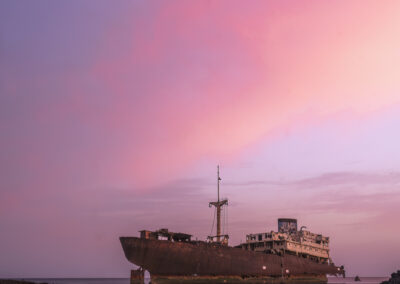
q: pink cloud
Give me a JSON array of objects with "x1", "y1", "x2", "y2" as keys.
[{"x1": 80, "y1": 1, "x2": 400, "y2": 187}]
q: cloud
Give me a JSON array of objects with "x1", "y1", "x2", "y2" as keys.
[{"x1": 292, "y1": 171, "x2": 400, "y2": 188}]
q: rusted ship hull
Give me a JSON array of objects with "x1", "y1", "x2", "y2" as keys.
[
  {"x1": 120, "y1": 237, "x2": 343, "y2": 283},
  {"x1": 148, "y1": 275, "x2": 328, "y2": 284}
]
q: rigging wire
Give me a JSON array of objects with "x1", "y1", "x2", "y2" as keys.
[
  {"x1": 226, "y1": 201, "x2": 229, "y2": 236},
  {"x1": 224, "y1": 205, "x2": 227, "y2": 235},
  {"x1": 209, "y1": 206, "x2": 216, "y2": 237},
  {"x1": 222, "y1": 207, "x2": 225, "y2": 235}
]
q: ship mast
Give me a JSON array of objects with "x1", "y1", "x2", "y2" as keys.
[{"x1": 209, "y1": 165, "x2": 228, "y2": 243}]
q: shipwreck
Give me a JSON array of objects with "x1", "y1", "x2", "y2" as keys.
[{"x1": 120, "y1": 166, "x2": 345, "y2": 283}]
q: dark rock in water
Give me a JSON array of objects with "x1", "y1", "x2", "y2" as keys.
[
  {"x1": 381, "y1": 270, "x2": 400, "y2": 284},
  {"x1": 0, "y1": 280, "x2": 47, "y2": 284},
  {"x1": 355, "y1": 275, "x2": 361, "y2": 281}
]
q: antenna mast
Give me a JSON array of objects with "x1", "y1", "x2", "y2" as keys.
[
  {"x1": 208, "y1": 165, "x2": 228, "y2": 244},
  {"x1": 217, "y1": 165, "x2": 220, "y2": 202}
]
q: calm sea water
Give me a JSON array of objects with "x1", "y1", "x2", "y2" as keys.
[
  {"x1": 328, "y1": 277, "x2": 388, "y2": 283},
  {"x1": 20, "y1": 276, "x2": 388, "y2": 284}
]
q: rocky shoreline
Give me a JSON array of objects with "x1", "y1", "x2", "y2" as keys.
[
  {"x1": 381, "y1": 270, "x2": 400, "y2": 284},
  {"x1": 0, "y1": 280, "x2": 47, "y2": 284}
]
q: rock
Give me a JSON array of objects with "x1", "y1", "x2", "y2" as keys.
[
  {"x1": 0, "y1": 280, "x2": 47, "y2": 284},
  {"x1": 381, "y1": 270, "x2": 400, "y2": 284}
]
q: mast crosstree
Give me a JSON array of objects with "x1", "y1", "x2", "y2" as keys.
[{"x1": 208, "y1": 165, "x2": 229, "y2": 244}]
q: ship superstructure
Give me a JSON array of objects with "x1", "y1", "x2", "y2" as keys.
[{"x1": 241, "y1": 218, "x2": 330, "y2": 264}]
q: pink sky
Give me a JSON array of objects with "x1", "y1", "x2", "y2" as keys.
[{"x1": 1, "y1": 0, "x2": 400, "y2": 278}]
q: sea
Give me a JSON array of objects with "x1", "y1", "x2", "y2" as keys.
[{"x1": 16, "y1": 276, "x2": 388, "y2": 284}]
